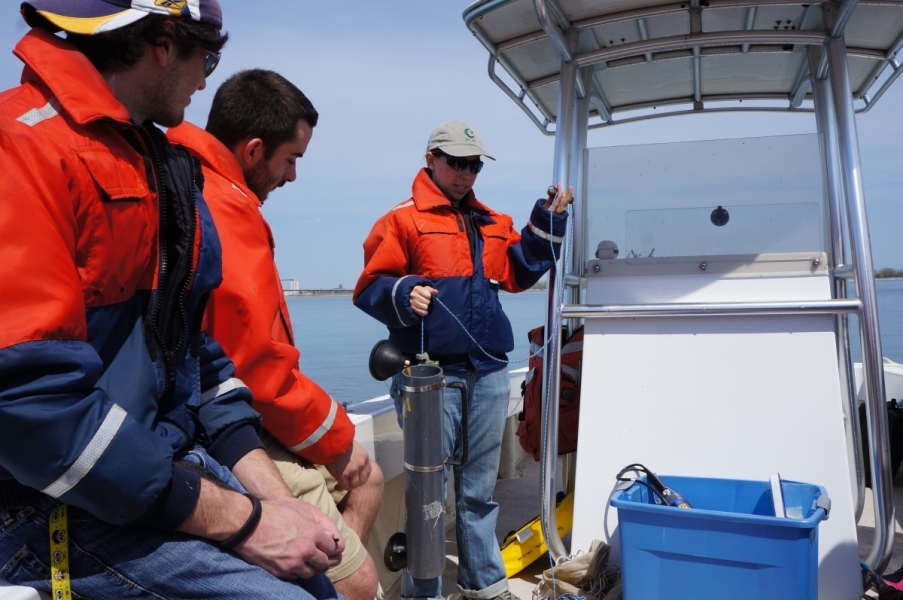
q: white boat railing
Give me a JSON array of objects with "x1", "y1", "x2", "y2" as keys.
[{"x1": 560, "y1": 299, "x2": 862, "y2": 319}]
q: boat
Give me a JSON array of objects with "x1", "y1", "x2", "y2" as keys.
[
  {"x1": 448, "y1": 1, "x2": 903, "y2": 598},
  {"x1": 4, "y1": 1, "x2": 903, "y2": 598},
  {"x1": 355, "y1": 1, "x2": 903, "y2": 597}
]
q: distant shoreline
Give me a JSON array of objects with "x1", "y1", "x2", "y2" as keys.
[
  {"x1": 284, "y1": 290, "x2": 352, "y2": 297},
  {"x1": 284, "y1": 280, "x2": 902, "y2": 297},
  {"x1": 284, "y1": 287, "x2": 550, "y2": 297}
]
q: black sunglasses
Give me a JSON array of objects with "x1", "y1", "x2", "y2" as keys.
[
  {"x1": 446, "y1": 155, "x2": 484, "y2": 174},
  {"x1": 433, "y1": 151, "x2": 484, "y2": 175},
  {"x1": 204, "y1": 51, "x2": 221, "y2": 78}
]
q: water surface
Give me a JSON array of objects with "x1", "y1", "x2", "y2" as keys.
[{"x1": 289, "y1": 281, "x2": 903, "y2": 405}]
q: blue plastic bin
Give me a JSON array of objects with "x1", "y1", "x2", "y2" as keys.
[{"x1": 610, "y1": 475, "x2": 829, "y2": 600}]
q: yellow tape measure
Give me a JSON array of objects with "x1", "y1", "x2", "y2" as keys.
[{"x1": 48, "y1": 504, "x2": 72, "y2": 600}]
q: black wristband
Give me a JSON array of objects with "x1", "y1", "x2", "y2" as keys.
[{"x1": 219, "y1": 493, "x2": 262, "y2": 550}]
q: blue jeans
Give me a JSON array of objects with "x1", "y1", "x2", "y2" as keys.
[
  {"x1": 392, "y1": 367, "x2": 510, "y2": 599},
  {"x1": 0, "y1": 448, "x2": 341, "y2": 600}
]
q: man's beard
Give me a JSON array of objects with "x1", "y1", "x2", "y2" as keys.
[
  {"x1": 152, "y1": 108, "x2": 186, "y2": 129},
  {"x1": 145, "y1": 67, "x2": 187, "y2": 128},
  {"x1": 245, "y1": 159, "x2": 272, "y2": 203}
]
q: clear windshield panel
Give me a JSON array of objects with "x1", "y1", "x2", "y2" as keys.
[
  {"x1": 584, "y1": 134, "x2": 828, "y2": 261},
  {"x1": 624, "y1": 203, "x2": 823, "y2": 258}
]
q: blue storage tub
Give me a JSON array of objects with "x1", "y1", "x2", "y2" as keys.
[{"x1": 610, "y1": 475, "x2": 830, "y2": 600}]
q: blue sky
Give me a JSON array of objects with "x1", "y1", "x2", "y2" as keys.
[{"x1": 4, "y1": 1, "x2": 902, "y2": 288}]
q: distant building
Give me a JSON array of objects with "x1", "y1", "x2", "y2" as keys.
[{"x1": 280, "y1": 278, "x2": 352, "y2": 297}]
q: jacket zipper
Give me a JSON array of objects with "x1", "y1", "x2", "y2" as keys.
[
  {"x1": 139, "y1": 125, "x2": 197, "y2": 399},
  {"x1": 138, "y1": 124, "x2": 168, "y2": 371},
  {"x1": 182, "y1": 166, "x2": 198, "y2": 360},
  {"x1": 452, "y1": 206, "x2": 481, "y2": 355},
  {"x1": 452, "y1": 208, "x2": 478, "y2": 267}
]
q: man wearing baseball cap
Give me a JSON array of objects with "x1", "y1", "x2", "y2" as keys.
[
  {"x1": 0, "y1": 2, "x2": 342, "y2": 598},
  {"x1": 353, "y1": 121, "x2": 571, "y2": 600}
]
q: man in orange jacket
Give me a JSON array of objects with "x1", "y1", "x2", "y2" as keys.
[
  {"x1": 0, "y1": 3, "x2": 342, "y2": 599},
  {"x1": 354, "y1": 121, "x2": 571, "y2": 600},
  {"x1": 169, "y1": 69, "x2": 382, "y2": 600}
]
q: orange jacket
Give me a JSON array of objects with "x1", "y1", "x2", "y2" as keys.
[
  {"x1": 0, "y1": 30, "x2": 260, "y2": 527},
  {"x1": 353, "y1": 168, "x2": 567, "y2": 372},
  {"x1": 168, "y1": 122, "x2": 354, "y2": 465}
]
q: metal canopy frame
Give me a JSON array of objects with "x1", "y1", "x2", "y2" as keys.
[
  {"x1": 465, "y1": 0, "x2": 903, "y2": 134},
  {"x1": 464, "y1": 0, "x2": 900, "y2": 576}
]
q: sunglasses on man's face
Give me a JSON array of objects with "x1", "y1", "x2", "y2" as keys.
[
  {"x1": 204, "y1": 51, "x2": 221, "y2": 78},
  {"x1": 444, "y1": 155, "x2": 484, "y2": 175}
]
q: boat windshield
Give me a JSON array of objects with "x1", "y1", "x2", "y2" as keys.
[{"x1": 585, "y1": 133, "x2": 827, "y2": 260}]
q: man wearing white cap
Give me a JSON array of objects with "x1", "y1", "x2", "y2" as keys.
[
  {"x1": 354, "y1": 121, "x2": 571, "y2": 600},
  {"x1": 0, "y1": 2, "x2": 343, "y2": 598}
]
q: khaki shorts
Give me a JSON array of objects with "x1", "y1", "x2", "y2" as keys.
[{"x1": 261, "y1": 431, "x2": 367, "y2": 583}]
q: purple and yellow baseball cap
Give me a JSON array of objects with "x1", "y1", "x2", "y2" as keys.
[{"x1": 21, "y1": 0, "x2": 222, "y2": 35}]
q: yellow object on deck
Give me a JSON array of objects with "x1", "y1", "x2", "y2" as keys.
[{"x1": 500, "y1": 492, "x2": 574, "y2": 578}]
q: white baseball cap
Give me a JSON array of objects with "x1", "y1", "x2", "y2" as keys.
[{"x1": 426, "y1": 121, "x2": 495, "y2": 160}]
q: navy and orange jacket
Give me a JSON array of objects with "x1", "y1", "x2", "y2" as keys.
[
  {"x1": 353, "y1": 168, "x2": 567, "y2": 372},
  {"x1": 0, "y1": 30, "x2": 261, "y2": 529},
  {"x1": 167, "y1": 123, "x2": 355, "y2": 465}
]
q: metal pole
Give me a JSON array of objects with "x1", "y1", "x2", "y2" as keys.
[
  {"x1": 740, "y1": 6, "x2": 757, "y2": 54},
  {"x1": 533, "y1": 0, "x2": 571, "y2": 63},
  {"x1": 532, "y1": 0, "x2": 585, "y2": 98},
  {"x1": 558, "y1": 67, "x2": 591, "y2": 498},
  {"x1": 540, "y1": 11, "x2": 577, "y2": 562},
  {"x1": 808, "y1": 45, "x2": 864, "y2": 520},
  {"x1": 827, "y1": 35, "x2": 894, "y2": 573},
  {"x1": 560, "y1": 299, "x2": 862, "y2": 319},
  {"x1": 571, "y1": 68, "x2": 590, "y2": 290},
  {"x1": 816, "y1": 0, "x2": 861, "y2": 80}
]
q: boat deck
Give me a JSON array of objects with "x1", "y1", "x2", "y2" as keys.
[
  {"x1": 383, "y1": 457, "x2": 903, "y2": 600},
  {"x1": 859, "y1": 484, "x2": 903, "y2": 568},
  {"x1": 382, "y1": 457, "x2": 569, "y2": 600}
]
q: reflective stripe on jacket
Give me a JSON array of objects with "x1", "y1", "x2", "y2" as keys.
[
  {"x1": 168, "y1": 123, "x2": 355, "y2": 465},
  {"x1": 353, "y1": 168, "x2": 568, "y2": 372},
  {"x1": 0, "y1": 30, "x2": 260, "y2": 528}
]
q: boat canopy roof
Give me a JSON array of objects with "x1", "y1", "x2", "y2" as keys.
[{"x1": 463, "y1": 0, "x2": 903, "y2": 132}]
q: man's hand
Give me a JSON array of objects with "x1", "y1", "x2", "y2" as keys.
[
  {"x1": 325, "y1": 440, "x2": 373, "y2": 492},
  {"x1": 410, "y1": 284, "x2": 438, "y2": 317},
  {"x1": 235, "y1": 497, "x2": 345, "y2": 580},
  {"x1": 543, "y1": 183, "x2": 573, "y2": 214},
  {"x1": 178, "y1": 478, "x2": 345, "y2": 580}
]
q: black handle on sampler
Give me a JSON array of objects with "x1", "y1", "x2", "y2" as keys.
[
  {"x1": 444, "y1": 381, "x2": 469, "y2": 467},
  {"x1": 383, "y1": 531, "x2": 407, "y2": 572}
]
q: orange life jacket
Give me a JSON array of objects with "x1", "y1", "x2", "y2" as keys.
[
  {"x1": 168, "y1": 123, "x2": 355, "y2": 465},
  {"x1": 517, "y1": 325, "x2": 583, "y2": 460}
]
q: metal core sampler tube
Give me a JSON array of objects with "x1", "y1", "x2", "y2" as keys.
[{"x1": 400, "y1": 363, "x2": 447, "y2": 579}]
